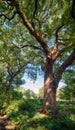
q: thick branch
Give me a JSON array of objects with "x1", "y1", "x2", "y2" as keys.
[
  {"x1": 55, "y1": 49, "x2": 75, "y2": 85},
  {"x1": 52, "y1": 50, "x2": 63, "y2": 62},
  {"x1": 52, "y1": 42, "x2": 75, "y2": 61},
  {"x1": 10, "y1": 0, "x2": 51, "y2": 58}
]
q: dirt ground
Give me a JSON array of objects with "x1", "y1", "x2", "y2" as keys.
[{"x1": 0, "y1": 115, "x2": 15, "y2": 130}]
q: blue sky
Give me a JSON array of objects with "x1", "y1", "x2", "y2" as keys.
[
  {"x1": 21, "y1": 74, "x2": 65, "y2": 93},
  {"x1": 21, "y1": 75, "x2": 44, "y2": 93}
]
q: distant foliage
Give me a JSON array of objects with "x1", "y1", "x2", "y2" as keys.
[
  {"x1": 59, "y1": 86, "x2": 75, "y2": 101},
  {"x1": 38, "y1": 86, "x2": 44, "y2": 99}
]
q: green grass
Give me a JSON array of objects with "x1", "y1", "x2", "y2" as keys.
[{"x1": 0, "y1": 99, "x2": 75, "y2": 130}]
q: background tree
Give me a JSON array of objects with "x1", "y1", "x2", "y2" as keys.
[
  {"x1": 0, "y1": 42, "x2": 26, "y2": 91},
  {"x1": 0, "y1": 0, "x2": 75, "y2": 114},
  {"x1": 59, "y1": 65, "x2": 75, "y2": 101},
  {"x1": 38, "y1": 86, "x2": 44, "y2": 99},
  {"x1": 59, "y1": 85, "x2": 75, "y2": 101}
]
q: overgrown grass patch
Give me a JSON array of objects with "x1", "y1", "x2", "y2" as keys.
[{"x1": 0, "y1": 99, "x2": 75, "y2": 130}]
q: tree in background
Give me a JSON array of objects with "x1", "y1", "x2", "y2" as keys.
[
  {"x1": 0, "y1": 42, "x2": 26, "y2": 91},
  {"x1": 38, "y1": 87, "x2": 44, "y2": 99},
  {"x1": 59, "y1": 85, "x2": 75, "y2": 101},
  {"x1": 0, "y1": 0, "x2": 75, "y2": 114},
  {"x1": 59, "y1": 67, "x2": 75, "y2": 101}
]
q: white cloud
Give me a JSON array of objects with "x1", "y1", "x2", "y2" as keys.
[{"x1": 21, "y1": 76, "x2": 43, "y2": 93}]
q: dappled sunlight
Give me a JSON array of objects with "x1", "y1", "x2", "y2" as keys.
[
  {"x1": 46, "y1": 102, "x2": 50, "y2": 106},
  {"x1": 0, "y1": 97, "x2": 75, "y2": 130},
  {"x1": 45, "y1": 77, "x2": 53, "y2": 87},
  {"x1": 0, "y1": 0, "x2": 75, "y2": 129},
  {"x1": 47, "y1": 88, "x2": 52, "y2": 93}
]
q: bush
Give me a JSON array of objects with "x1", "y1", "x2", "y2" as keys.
[{"x1": 19, "y1": 99, "x2": 37, "y2": 112}]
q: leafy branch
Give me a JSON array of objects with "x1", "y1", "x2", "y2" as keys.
[
  {"x1": 52, "y1": 42, "x2": 75, "y2": 61},
  {"x1": 55, "y1": 49, "x2": 75, "y2": 85},
  {"x1": 9, "y1": 0, "x2": 52, "y2": 59}
]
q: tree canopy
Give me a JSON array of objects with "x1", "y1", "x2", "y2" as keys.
[{"x1": 0, "y1": 0, "x2": 75, "y2": 114}]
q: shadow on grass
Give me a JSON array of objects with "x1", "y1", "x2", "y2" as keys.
[
  {"x1": 9, "y1": 109, "x2": 75, "y2": 130},
  {"x1": 27, "y1": 113, "x2": 75, "y2": 130},
  {"x1": 3, "y1": 99, "x2": 75, "y2": 130}
]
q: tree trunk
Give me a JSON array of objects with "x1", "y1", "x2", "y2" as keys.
[
  {"x1": 42, "y1": 59, "x2": 58, "y2": 115},
  {"x1": 43, "y1": 78, "x2": 58, "y2": 115}
]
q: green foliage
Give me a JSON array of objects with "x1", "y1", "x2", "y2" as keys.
[
  {"x1": 0, "y1": 0, "x2": 75, "y2": 92},
  {"x1": 59, "y1": 87, "x2": 71, "y2": 100},
  {"x1": 59, "y1": 86, "x2": 75, "y2": 101},
  {"x1": 0, "y1": 1, "x2": 75, "y2": 129},
  {"x1": 0, "y1": 92, "x2": 75, "y2": 130},
  {"x1": 38, "y1": 86, "x2": 44, "y2": 99},
  {"x1": 24, "y1": 89, "x2": 37, "y2": 99},
  {"x1": 0, "y1": 42, "x2": 26, "y2": 89},
  {"x1": 10, "y1": 100, "x2": 75, "y2": 130},
  {"x1": 18, "y1": 99, "x2": 37, "y2": 112},
  {"x1": 0, "y1": 88, "x2": 23, "y2": 114}
]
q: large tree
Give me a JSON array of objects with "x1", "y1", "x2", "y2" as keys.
[{"x1": 0, "y1": 0, "x2": 75, "y2": 114}]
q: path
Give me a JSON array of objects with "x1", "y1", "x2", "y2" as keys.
[{"x1": 0, "y1": 115, "x2": 15, "y2": 130}]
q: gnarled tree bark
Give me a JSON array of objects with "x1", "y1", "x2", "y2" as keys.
[{"x1": 42, "y1": 58, "x2": 58, "y2": 115}]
